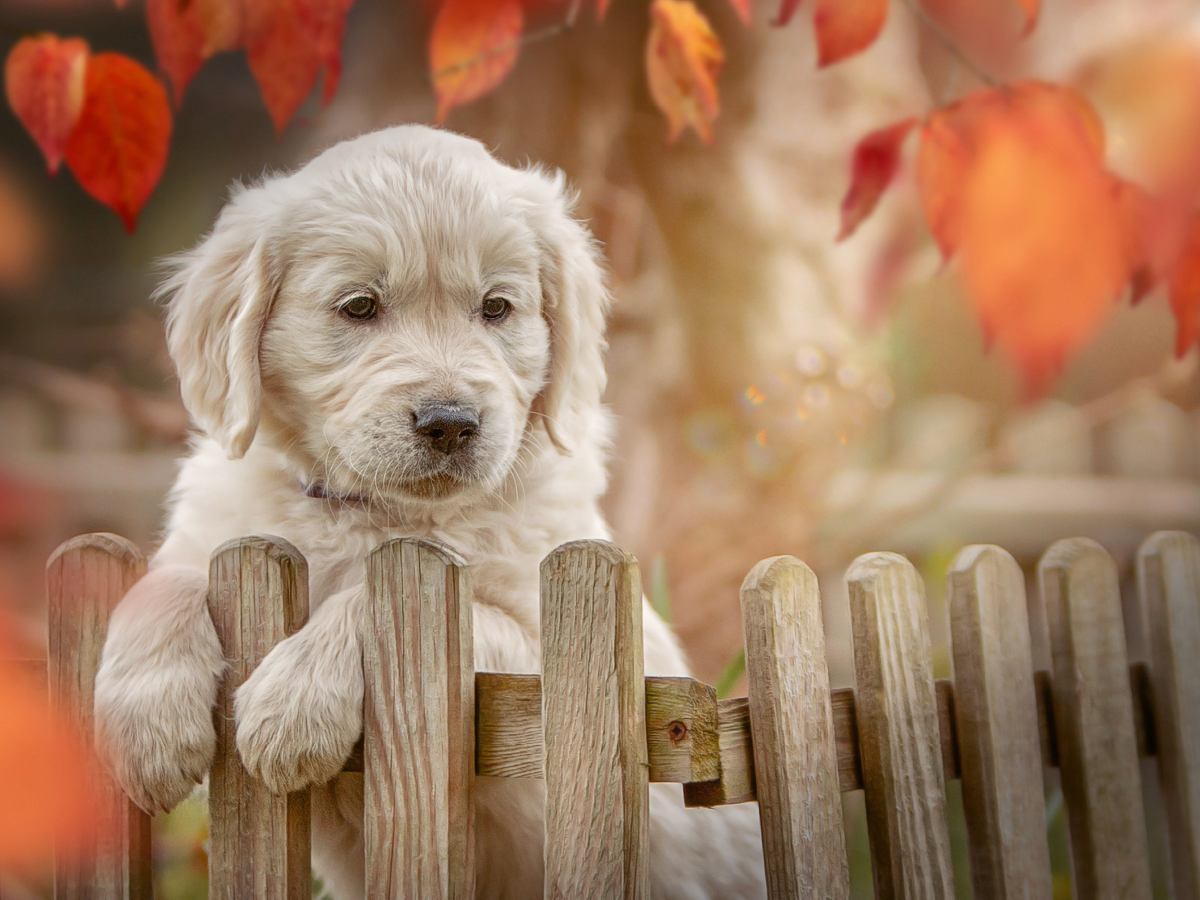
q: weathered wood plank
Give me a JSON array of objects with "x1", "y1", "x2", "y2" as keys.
[
  {"x1": 364, "y1": 538, "x2": 475, "y2": 900},
  {"x1": 741, "y1": 556, "x2": 849, "y2": 900},
  {"x1": 684, "y1": 698, "x2": 757, "y2": 807},
  {"x1": 207, "y1": 536, "x2": 310, "y2": 900},
  {"x1": 476, "y1": 673, "x2": 541, "y2": 779},
  {"x1": 1136, "y1": 531, "x2": 1200, "y2": 900},
  {"x1": 352, "y1": 666, "x2": 1149, "y2": 799},
  {"x1": 541, "y1": 540, "x2": 649, "y2": 900},
  {"x1": 847, "y1": 552, "x2": 955, "y2": 900},
  {"x1": 46, "y1": 533, "x2": 152, "y2": 900},
  {"x1": 947, "y1": 545, "x2": 1052, "y2": 900},
  {"x1": 645, "y1": 675, "x2": 720, "y2": 784},
  {"x1": 1039, "y1": 537, "x2": 1151, "y2": 900}
]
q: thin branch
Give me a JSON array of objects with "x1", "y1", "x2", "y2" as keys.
[
  {"x1": 895, "y1": 0, "x2": 998, "y2": 89},
  {"x1": 433, "y1": 0, "x2": 584, "y2": 80}
]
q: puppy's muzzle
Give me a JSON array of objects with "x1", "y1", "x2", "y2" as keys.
[{"x1": 413, "y1": 403, "x2": 479, "y2": 456}]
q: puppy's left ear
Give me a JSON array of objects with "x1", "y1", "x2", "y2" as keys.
[
  {"x1": 517, "y1": 169, "x2": 612, "y2": 452},
  {"x1": 161, "y1": 187, "x2": 280, "y2": 459}
]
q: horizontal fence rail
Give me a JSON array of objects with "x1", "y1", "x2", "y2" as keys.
[{"x1": 34, "y1": 530, "x2": 1200, "y2": 900}]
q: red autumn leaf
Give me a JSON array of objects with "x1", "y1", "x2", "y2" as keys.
[
  {"x1": 5, "y1": 34, "x2": 89, "y2": 175},
  {"x1": 646, "y1": 0, "x2": 725, "y2": 144},
  {"x1": 63, "y1": 53, "x2": 172, "y2": 232},
  {"x1": 838, "y1": 117, "x2": 917, "y2": 240},
  {"x1": 772, "y1": 0, "x2": 802, "y2": 26},
  {"x1": 244, "y1": 0, "x2": 355, "y2": 135},
  {"x1": 814, "y1": 0, "x2": 887, "y2": 67},
  {"x1": 1169, "y1": 215, "x2": 1200, "y2": 356},
  {"x1": 956, "y1": 102, "x2": 1125, "y2": 394},
  {"x1": 146, "y1": 0, "x2": 242, "y2": 106},
  {"x1": 429, "y1": 0, "x2": 524, "y2": 123}
]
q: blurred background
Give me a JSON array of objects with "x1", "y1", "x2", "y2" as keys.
[{"x1": 0, "y1": 0, "x2": 1197, "y2": 895}]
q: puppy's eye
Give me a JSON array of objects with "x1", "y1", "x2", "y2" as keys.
[
  {"x1": 481, "y1": 296, "x2": 511, "y2": 322},
  {"x1": 340, "y1": 293, "x2": 379, "y2": 320}
]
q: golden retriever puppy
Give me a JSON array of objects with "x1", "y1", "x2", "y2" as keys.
[{"x1": 93, "y1": 125, "x2": 765, "y2": 898}]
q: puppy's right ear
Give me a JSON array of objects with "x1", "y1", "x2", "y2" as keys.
[{"x1": 161, "y1": 188, "x2": 279, "y2": 459}]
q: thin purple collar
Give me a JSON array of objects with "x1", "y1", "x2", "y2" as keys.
[{"x1": 303, "y1": 481, "x2": 370, "y2": 505}]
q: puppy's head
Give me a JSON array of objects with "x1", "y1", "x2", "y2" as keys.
[{"x1": 163, "y1": 126, "x2": 609, "y2": 507}]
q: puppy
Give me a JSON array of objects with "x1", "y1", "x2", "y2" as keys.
[{"x1": 93, "y1": 125, "x2": 766, "y2": 899}]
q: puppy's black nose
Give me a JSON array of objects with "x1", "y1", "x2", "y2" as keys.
[{"x1": 413, "y1": 404, "x2": 479, "y2": 455}]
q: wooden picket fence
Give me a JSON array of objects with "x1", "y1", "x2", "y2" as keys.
[{"x1": 42, "y1": 530, "x2": 1200, "y2": 900}]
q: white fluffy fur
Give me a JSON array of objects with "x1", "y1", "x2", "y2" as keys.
[{"x1": 93, "y1": 125, "x2": 766, "y2": 899}]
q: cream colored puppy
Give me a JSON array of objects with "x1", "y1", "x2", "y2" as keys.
[{"x1": 93, "y1": 125, "x2": 765, "y2": 899}]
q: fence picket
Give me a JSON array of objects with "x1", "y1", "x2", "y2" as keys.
[
  {"x1": 540, "y1": 540, "x2": 649, "y2": 900},
  {"x1": 364, "y1": 538, "x2": 475, "y2": 900},
  {"x1": 741, "y1": 556, "x2": 850, "y2": 900},
  {"x1": 1136, "y1": 531, "x2": 1200, "y2": 900},
  {"x1": 207, "y1": 536, "x2": 311, "y2": 900},
  {"x1": 46, "y1": 533, "x2": 152, "y2": 900},
  {"x1": 847, "y1": 552, "x2": 954, "y2": 900},
  {"x1": 40, "y1": 528, "x2": 1194, "y2": 900},
  {"x1": 947, "y1": 545, "x2": 1052, "y2": 900},
  {"x1": 1039, "y1": 538, "x2": 1152, "y2": 900}
]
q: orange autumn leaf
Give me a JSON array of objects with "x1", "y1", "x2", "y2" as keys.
[
  {"x1": 917, "y1": 82, "x2": 1104, "y2": 260},
  {"x1": 63, "y1": 53, "x2": 172, "y2": 232},
  {"x1": 814, "y1": 0, "x2": 887, "y2": 67},
  {"x1": 244, "y1": 0, "x2": 355, "y2": 134},
  {"x1": 1169, "y1": 216, "x2": 1200, "y2": 356},
  {"x1": 1009, "y1": 81, "x2": 1104, "y2": 161},
  {"x1": 0, "y1": 656, "x2": 97, "y2": 871},
  {"x1": 838, "y1": 117, "x2": 916, "y2": 240},
  {"x1": 430, "y1": 0, "x2": 524, "y2": 123},
  {"x1": 728, "y1": 0, "x2": 752, "y2": 26},
  {"x1": 646, "y1": 0, "x2": 725, "y2": 144},
  {"x1": 1012, "y1": 0, "x2": 1038, "y2": 34},
  {"x1": 957, "y1": 106, "x2": 1125, "y2": 394},
  {"x1": 146, "y1": 0, "x2": 242, "y2": 106},
  {"x1": 5, "y1": 34, "x2": 89, "y2": 175},
  {"x1": 917, "y1": 110, "x2": 970, "y2": 258}
]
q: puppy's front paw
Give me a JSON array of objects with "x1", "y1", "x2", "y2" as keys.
[
  {"x1": 235, "y1": 626, "x2": 363, "y2": 794},
  {"x1": 95, "y1": 670, "x2": 217, "y2": 813},
  {"x1": 94, "y1": 566, "x2": 225, "y2": 814}
]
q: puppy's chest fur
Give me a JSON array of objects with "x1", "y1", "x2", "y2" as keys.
[{"x1": 155, "y1": 437, "x2": 605, "y2": 636}]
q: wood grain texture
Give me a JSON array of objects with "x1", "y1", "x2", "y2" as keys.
[
  {"x1": 364, "y1": 538, "x2": 475, "y2": 900},
  {"x1": 207, "y1": 535, "x2": 310, "y2": 900},
  {"x1": 540, "y1": 540, "x2": 649, "y2": 900},
  {"x1": 645, "y1": 675, "x2": 720, "y2": 784},
  {"x1": 469, "y1": 677, "x2": 960, "y2": 797},
  {"x1": 476, "y1": 673, "x2": 542, "y2": 778},
  {"x1": 684, "y1": 698, "x2": 757, "y2": 807},
  {"x1": 46, "y1": 533, "x2": 152, "y2": 900},
  {"x1": 1136, "y1": 531, "x2": 1200, "y2": 900},
  {"x1": 846, "y1": 552, "x2": 954, "y2": 900},
  {"x1": 1039, "y1": 538, "x2": 1151, "y2": 900},
  {"x1": 947, "y1": 545, "x2": 1052, "y2": 900},
  {"x1": 740, "y1": 556, "x2": 850, "y2": 900}
]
